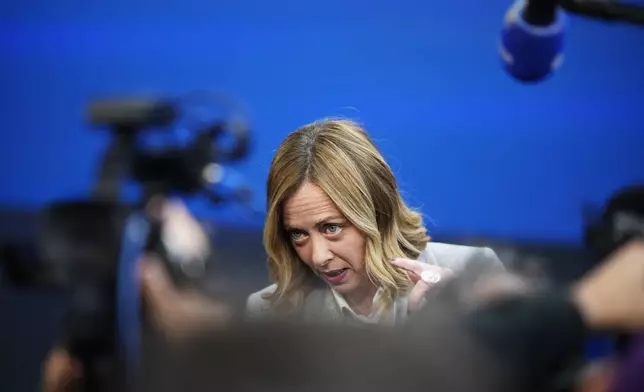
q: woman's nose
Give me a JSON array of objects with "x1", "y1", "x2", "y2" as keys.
[{"x1": 310, "y1": 236, "x2": 333, "y2": 268}]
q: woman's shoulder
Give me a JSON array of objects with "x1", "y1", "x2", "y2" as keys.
[
  {"x1": 420, "y1": 242, "x2": 504, "y2": 272},
  {"x1": 246, "y1": 284, "x2": 277, "y2": 316},
  {"x1": 245, "y1": 282, "x2": 330, "y2": 320}
]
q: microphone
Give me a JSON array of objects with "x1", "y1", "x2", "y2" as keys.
[{"x1": 500, "y1": 0, "x2": 566, "y2": 82}]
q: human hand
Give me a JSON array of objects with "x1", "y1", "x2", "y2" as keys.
[
  {"x1": 572, "y1": 240, "x2": 644, "y2": 331},
  {"x1": 41, "y1": 347, "x2": 81, "y2": 392},
  {"x1": 391, "y1": 258, "x2": 455, "y2": 313},
  {"x1": 139, "y1": 255, "x2": 233, "y2": 341},
  {"x1": 140, "y1": 199, "x2": 234, "y2": 340}
]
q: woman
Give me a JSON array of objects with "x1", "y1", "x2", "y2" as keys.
[{"x1": 245, "y1": 118, "x2": 503, "y2": 325}]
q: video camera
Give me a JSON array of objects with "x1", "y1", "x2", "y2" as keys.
[{"x1": 37, "y1": 92, "x2": 252, "y2": 392}]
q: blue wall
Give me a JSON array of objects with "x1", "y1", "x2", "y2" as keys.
[{"x1": 1, "y1": 0, "x2": 643, "y2": 243}]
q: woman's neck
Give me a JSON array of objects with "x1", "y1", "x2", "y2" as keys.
[{"x1": 345, "y1": 283, "x2": 379, "y2": 316}]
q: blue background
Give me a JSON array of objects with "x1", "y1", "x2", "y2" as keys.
[{"x1": 1, "y1": 0, "x2": 643, "y2": 243}]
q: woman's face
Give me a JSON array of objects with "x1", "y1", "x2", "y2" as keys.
[{"x1": 282, "y1": 181, "x2": 371, "y2": 298}]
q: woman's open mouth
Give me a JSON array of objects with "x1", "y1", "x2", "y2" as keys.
[{"x1": 323, "y1": 268, "x2": 349, "y2": 285}]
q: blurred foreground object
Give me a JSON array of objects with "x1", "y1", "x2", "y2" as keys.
[
  {"x1": 586, "y1": 186, "x2": 644, "y2": 259},
  {"x1": 36, "y1": 91, "x2": 253, "y2": 392},
  {"x1": 138, "y1": 240, "x2": 644, "y2": 392},
  {"x1": 500, "y1": 0, "x2": 644, "y2": 84}
]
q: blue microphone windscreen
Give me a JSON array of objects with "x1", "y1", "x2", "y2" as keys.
[{"x1": 500, "y1": 0, "x2": 565, "y2": 82}]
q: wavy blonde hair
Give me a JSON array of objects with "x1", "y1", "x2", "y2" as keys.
[{"x1": 264, "y1": 119, "x2": 429, "y2": 311}]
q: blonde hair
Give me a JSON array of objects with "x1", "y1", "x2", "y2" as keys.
[{"x1": 263, "y1": 119, "x2": 429, "y2": 311}]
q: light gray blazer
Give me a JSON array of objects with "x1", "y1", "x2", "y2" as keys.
[{"x1": 245, "y1": 242, "x2": 503, "y2": 324}]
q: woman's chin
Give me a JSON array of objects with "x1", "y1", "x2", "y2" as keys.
[{"x1": 328, "y1": 274, "x2": 361, "y2": 295}]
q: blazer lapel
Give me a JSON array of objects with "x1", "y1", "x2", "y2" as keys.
[{"x1": 301, "y1": 287, "x2": 343, "y2": 324}]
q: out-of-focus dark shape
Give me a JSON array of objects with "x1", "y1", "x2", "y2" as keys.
[
  {"x1": 89, "y1": 93, "x2": 251, "y2": 202},
  {"x1": 579, "y1": 187, "x2": 644, "y2": 391},
  {"x1": 139, "y1": 320, "x2": 506, "y2": 392},
  {"x1": 612, "y1": 333, "x2": 644, "y2": 392},
  {"x1": 585, "y1": 186, "x2": 644, "y2": 259},
  {"x1": 28, "y1": 91, "x2": 254, "y2": 392},
  {"x1": 88, "y1": 99, "x2": 177, "y2": 129}
]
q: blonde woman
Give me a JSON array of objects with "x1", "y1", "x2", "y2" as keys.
[{"x1": 247, "y1": 119, "x2": 503, "y2": 325}]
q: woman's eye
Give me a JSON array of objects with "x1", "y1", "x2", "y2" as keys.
[
  {"x1": 325, "y1": 224, "x2": 341, "y2": 234},
  {"x1": 290, "y1": 231, "x2": 305, "y2": 241}
]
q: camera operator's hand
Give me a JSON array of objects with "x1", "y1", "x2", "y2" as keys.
[
  {"x1": 42, "y1": 347, "x2": 81, "y2": 392},
  {"x1": 572, "y1": 240, "x2": 644, "y2": 331},
  {"x1": 139, "y1": 254, "x2": 233, "y2": 341},
  {"x1": 140, "y1": 199, "x2": 234, "y2": 340}
]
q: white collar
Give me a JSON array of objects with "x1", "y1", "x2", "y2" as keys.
[{"x1": 330, "y1": 287, "x2": 405, "y2": 325}]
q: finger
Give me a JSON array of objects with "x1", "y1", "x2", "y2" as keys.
[
  {"x1": 408, "y1": 281, "x2": 431, "y2": 313},
  {"x1": 139, "y1": 256, "x2": 176, "y2": 305},
  {"x1": 402, "y1": 270, "x2": 421, "y2": 284},
  {"x1": 391, "y1": 258, "x2": 424, "y2": 276}
]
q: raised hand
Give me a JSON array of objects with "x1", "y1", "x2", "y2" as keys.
[{"x1": 391, "y1": 258, "x2": 454, "y2": 313}]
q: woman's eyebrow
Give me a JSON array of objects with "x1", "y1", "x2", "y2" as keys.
[
  {"x1": 315, "y1": 215, "x2": 345, "y2": 225},
  {"x1": 283, "y1": 215, "x2": 345, "y2": 231}
]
